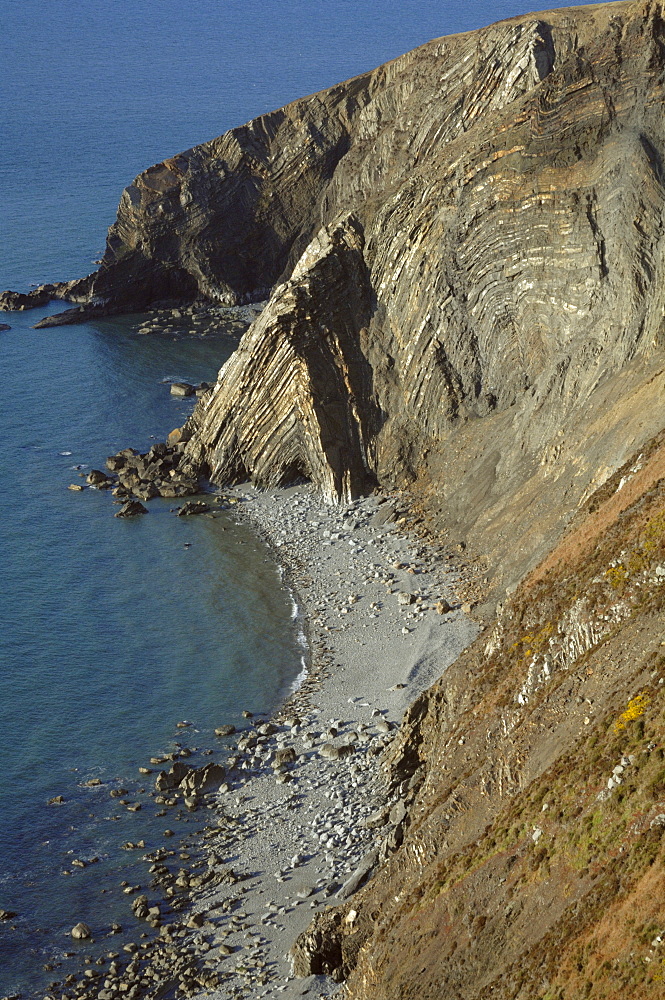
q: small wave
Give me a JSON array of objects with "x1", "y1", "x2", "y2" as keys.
[
  {"x1": 287, "y1": 588, "x2": 309, "y2": 691},
  {"x1": 289, "y1": 654, "x2": 309, "y2": 693}
]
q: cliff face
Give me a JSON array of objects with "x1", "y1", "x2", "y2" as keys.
[
  {"x1": 7, "y1": 1, "x2": 665, "y2": 589},
  {"x1": 166, "y1": 5, "x2": 665, "y2": 993},
  {"x1": 182, "y1": 0, "x2": 665, "y2": 590},
  {"x1": 185, "y1": 214, "x2": 380, "y2": 501}
]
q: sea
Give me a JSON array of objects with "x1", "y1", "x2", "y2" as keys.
[{"x1": 1, "y1": 0, "x2": 598, "y2": 994}]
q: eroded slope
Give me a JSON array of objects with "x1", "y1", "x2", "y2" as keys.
[{"x1": 292, "y1": 431, "x2": 665, "y2": 1000}]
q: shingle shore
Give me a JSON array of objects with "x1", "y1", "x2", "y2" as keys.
[{"x1": 45, "y1": 483, "x2": 476, "y2": 1000}]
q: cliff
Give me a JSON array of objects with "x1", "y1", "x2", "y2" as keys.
[
  {"x1": 181, "y1": 0, "x2": 665, "y2": 591},
  {"x1": 6, "y1": 0, "x2": 664, "y2": 590},
  {"x1": 5, "y1": 2, "x2": 665, "y2": 995}
]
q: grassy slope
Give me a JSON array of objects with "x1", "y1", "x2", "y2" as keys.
[{"x1": 311, "y1": 429, "x2": 665, "y2": 999}]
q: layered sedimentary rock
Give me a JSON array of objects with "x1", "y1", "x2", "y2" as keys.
[
  {"x1": 7, "y1": 3, "x2": 665, "y2": 996},
  {"x1": 9, "y1": 3, "x2": 665, "y2": 589},
  {"x1": 175, "y1": 0, "x2": 665, "y2": 589},
  {"x1": 185, "y1": 214, "x2": 380, "y2": 501}
]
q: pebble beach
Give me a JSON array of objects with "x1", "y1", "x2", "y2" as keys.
[
  {"x1": 179, "y1": 483, "x2": 479, "y2": 1000},
  {"x1": 25, "y1": 482, "x2": 478, "y2": 1000}
]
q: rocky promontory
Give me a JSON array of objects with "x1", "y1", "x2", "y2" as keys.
[{"x1": 8, "y1": 0, "x2": 665, "y2": 591}]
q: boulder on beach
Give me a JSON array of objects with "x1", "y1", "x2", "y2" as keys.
[
  {"x1": 273, "y1": 747, "x2": 297, "y2": 767},
  {"x1": 71, "y1": 921, "x2": 91, "y2": 940},
  {"x1": 180, "y1": 761, "x2": 225, "y2": 795},
  {"x1": 336, "y1": 847, "x2": 379, "y2": 900},
  {"x1": 155, "y1": 759, "x2": 225, "y2": 795}
]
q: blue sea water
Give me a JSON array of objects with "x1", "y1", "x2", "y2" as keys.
[{"x1": 1, "y1": 0, "x2": 601, "y2": 993}]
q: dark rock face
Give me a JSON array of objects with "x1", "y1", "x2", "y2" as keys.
[
  {"x1": 115, "y1": 500, "x2": 148, "y2": 518},
  {"x1": 176, "y1": 500, "x2": 210, "y2": 516},
  {"x1": 291, "y1": 910, "x2": 347, "y2": 982},
  {"x1": 154, "y1": 760, "x2": 225, "y2": 794},
  {"x1": 0, "y1": 277, "x2": 93, "y2": 313}
]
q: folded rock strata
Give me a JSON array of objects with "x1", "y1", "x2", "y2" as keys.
[
  {"x1": 184, "y1": 214, "x2": 379, "y2": 502},
  {"x1": 169, "y1": 0, "x2": 665, "y2": 589},
  {"x1": 5, "y1": 4, "x2": 665, "y2": 583},
  {"x1": 7, "y1": 3, "x2": 665, "y2": 996}
]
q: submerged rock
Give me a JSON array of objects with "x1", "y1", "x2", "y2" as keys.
[
  {"x1": 214, "y1": 724, "x2": 236, "y2": 737},
  {"x1": 176, "y1": 500, "x2": 210, "y2": 516},
  {"x1": 170, "y1": 382, "x2": 195, "y2": 397}
]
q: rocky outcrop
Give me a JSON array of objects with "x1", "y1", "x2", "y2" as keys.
[
  {"x1": 105, "y1": 443, "x2": 200, "y2": 500},
  {"x1": 0, "y1": 276, "x2": 94, "y2": 313},
  {"x1": 184, "y1": 213, "x2": 379, "y2": 502},
  {"x1": 173, "y1": 0, "x2": 665, "y2": 590},
  {"x1": 8, "y1": 2, "x2": 665, "y2": 590}
]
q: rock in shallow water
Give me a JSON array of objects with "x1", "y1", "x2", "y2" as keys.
[
  {"x1": 115, "y1": 500, "x2": 148, "y2": 518},
  {"x1": 170, "y1": 382, "x2": 195, "y2": 397},
  {"x1": 71, "y1": 922, "x2": 91, "y2": 940},
  {"x1": 214, "y1": 724, "x2": 236, "y2": 737},
  {"x1": 176, "y1": 500, "x2": 210, "y2": 516}
]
